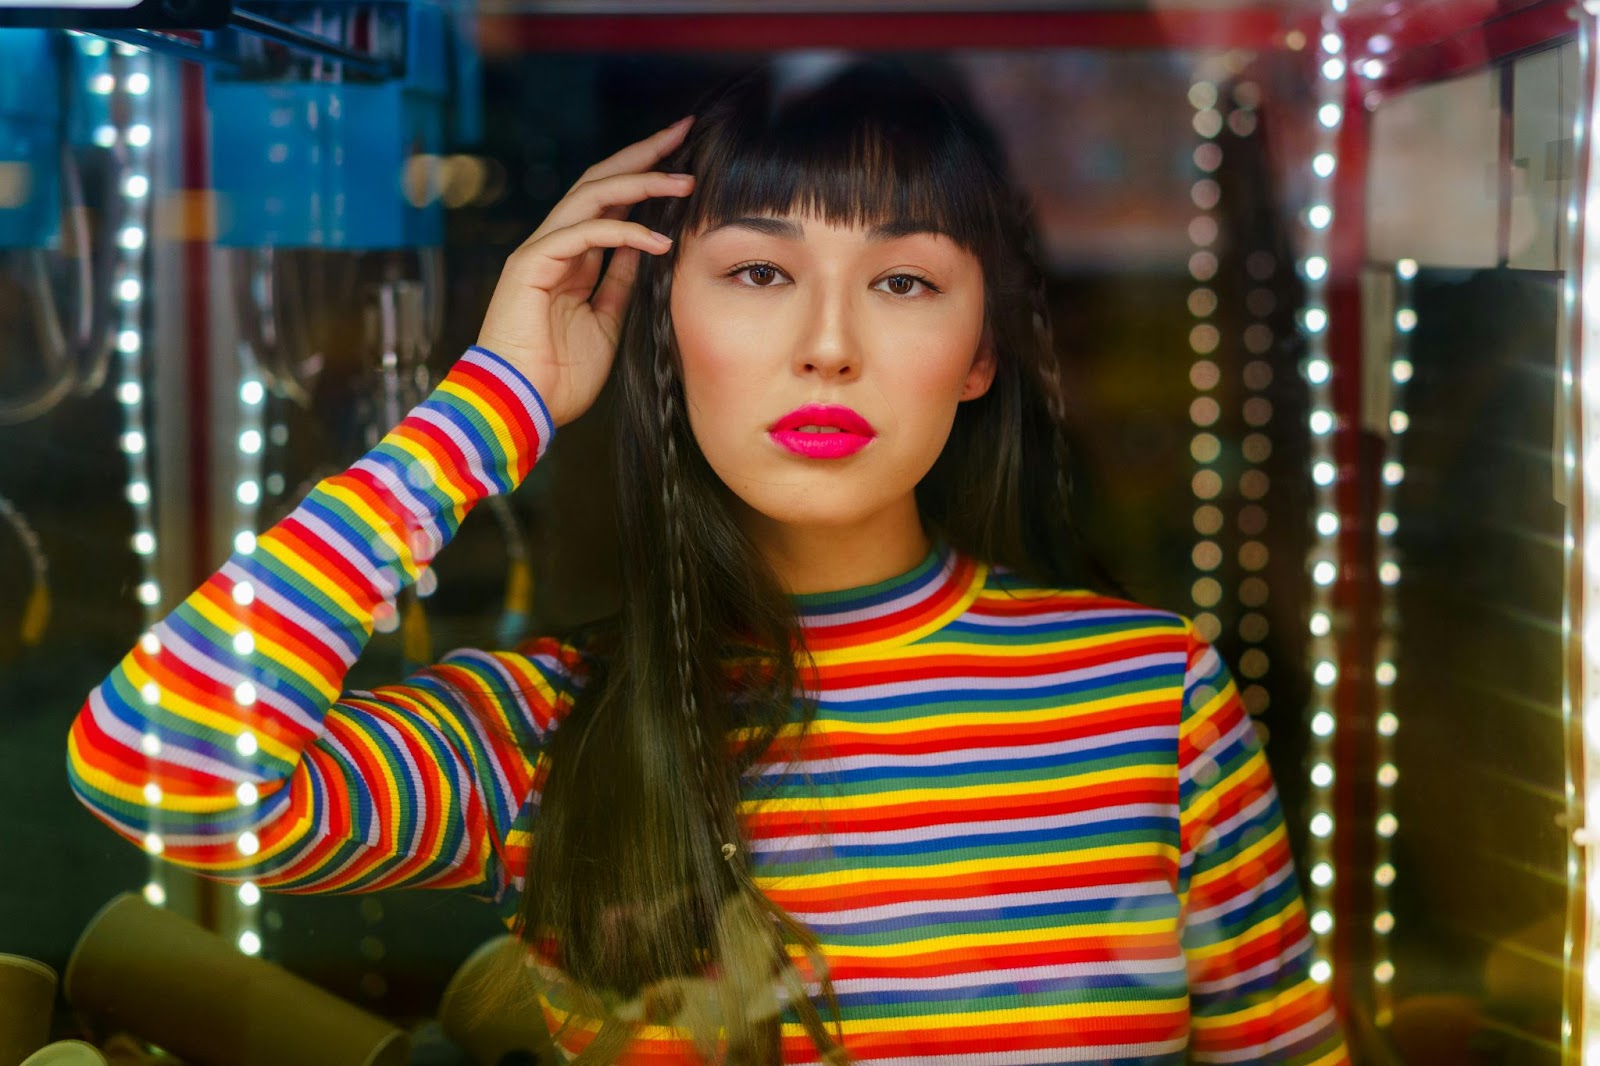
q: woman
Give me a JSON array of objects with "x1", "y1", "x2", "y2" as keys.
[{"x1": 67, "y1": 60, "x2": 1348, "y2": 1064}]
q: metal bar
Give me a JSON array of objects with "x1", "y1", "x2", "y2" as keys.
[
  {"x1": 227, "y1": 9, "x2": 393, "y2": 77},
  {"x1": 97, "y1": 29, "x2": 241, "y2": 70}
]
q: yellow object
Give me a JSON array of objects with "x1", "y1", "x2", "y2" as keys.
[
  {"x1": 402, "y1": 600, "x2": 431, "y2": 665},
  {"x1": 21, "y1": 583, "x2": 48, "y2": 646},
  {"x1": 505, "y1": 559, "x2": 532, "y2": 615}
]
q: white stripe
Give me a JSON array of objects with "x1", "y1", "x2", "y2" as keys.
[
  {"x1": 785, "y1": 880, "x2": 1178, "y2": 925},
  {"x1": 752, "y1": 803, "x2": 1177, "y2": 854}
]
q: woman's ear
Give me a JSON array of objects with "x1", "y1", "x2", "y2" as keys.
[{"x1": 960, "y1": 333, "x2": 998, "y2": 401}]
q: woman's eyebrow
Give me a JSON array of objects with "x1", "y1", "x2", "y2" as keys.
[{"x1": 702, "y1": 217, "x2": 946, "y2": 243}]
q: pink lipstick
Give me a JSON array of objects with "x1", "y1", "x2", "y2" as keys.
[{"x1": 768, "y1": 403, "x2": 876, "y2": 459}]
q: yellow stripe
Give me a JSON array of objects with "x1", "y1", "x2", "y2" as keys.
[
  {"x1": 256, "y1": 526, "x2": 369, "y2": 626},
  {"x1": 434, "y1": 377, "x2": 523, "y2": 466},
  {"x1": 1187, "y1": 983, "x2": 1324, "y2": 1029},
  {"x1": 318, "y1": 481, "x2": 425, "y2": 578},
  {"x1": 1183, "y1": 897, "x2": 1305, "y2": 963},
  {"x1": 808, "y1": 612, "x2": 1185, "y2": 668},
  {"x1": 804, "y1": 562, "x2": 990, "y2": 664},
  {"x1": 120, "y1": 657, "x2": 305, "y2": 770},
  {"x1": 753, "y1": 841, "x2": 1176, "y2": 891},
  {"x1": 766, "y1": 916, "x2": 1177, "y2": 960},
  {"x1": 758, "y1": 688, "x2": 1183, "y2": 743},
  {"x1": 744, "y1": 767, "x2": 1173, "y2": 814}
]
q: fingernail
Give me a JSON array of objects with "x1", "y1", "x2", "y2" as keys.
[
  {"x1": 652, "y1": 230, "x2": 673, "y2": 243},
  {"x1": 672, "y1": 115, "x2": 695, "y2": 130}
]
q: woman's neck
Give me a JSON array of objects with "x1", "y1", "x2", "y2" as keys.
[{"x1": 741, "y1": 500, "x2": 933, "y2": 596}]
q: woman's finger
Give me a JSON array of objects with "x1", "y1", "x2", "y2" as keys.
[
  {"x1": 571, "y1": 115, "x2": 693, "y2": 191},
  {"x1": 591, "y1": 245, "x2": 643, "y2": 325},
  {"x1": 516, "y1": 219, "x2": 672, "y2": 292},
  {"x1": 529, "y1": 171, "x2": 694, "y2": 244}
]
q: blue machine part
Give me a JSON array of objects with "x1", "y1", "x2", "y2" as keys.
[
  {"x1": 0, "y1": 30, "x2": 62, "y2": 248},
  {"x1": 209, "y1": 1, "x2": 480, "y2": 250}
]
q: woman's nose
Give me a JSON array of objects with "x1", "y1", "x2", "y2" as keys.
[{"x1": 794, "y1": 285, "x2": 860, "y2": 379}]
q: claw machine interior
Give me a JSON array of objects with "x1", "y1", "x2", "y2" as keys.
[{"x1": 0, "y1": 0, "x2": 1595, "y2": 1063}]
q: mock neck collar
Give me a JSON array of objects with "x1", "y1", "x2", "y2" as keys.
[{"x1": 788, "y1": 537, "x2": 988, "y2": 653}]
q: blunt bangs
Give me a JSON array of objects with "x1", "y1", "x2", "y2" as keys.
[{"x1": 679, "y1": 62, "x2": 1004, "y2": 253}]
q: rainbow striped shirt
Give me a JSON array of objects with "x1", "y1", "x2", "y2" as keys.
[{"x1": 66, "y1": 346, "x2": 1348, "y2": 1064}]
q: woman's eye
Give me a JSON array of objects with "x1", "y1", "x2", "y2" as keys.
[
  {"x1": 731, "y1": 263, "x2": 786, "y2": 287},
  {"x1": 878, "y1": 274, "x2": 937, "y2": 297}
]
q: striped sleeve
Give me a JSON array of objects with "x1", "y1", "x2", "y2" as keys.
[
  {"x1": 65, "y1": 346, "x2": 579, "y2": 902},
  {"x1": 1177, "y1": 621, "x2": 1349, "y2": 1063}
]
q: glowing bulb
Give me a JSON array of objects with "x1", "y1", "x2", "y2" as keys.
[
  {"x1": 1377, "y1": 814, "x2": 1399, "y2": 837},
  {"x1": 233, "y1": 631, "x2": 255, "y2": 656},
  {"x1": 1318, "y1": 104, "x2": 1342, "y2": 129},
  {"x1": 239, "y1": 430, "x2": 263, "y2": 454},
  {"x1": 234, "y1": 681, "x2": 257, "y2": 706},
  {"x1": 124, "y1": 174, "x2": 149, "y2": 199},
  {"x1": 1311, "y1": 960, "x2": 1333, "y2": 983},
  {"x1": 121, "y1": 430, "x2": 145, "y2": 454},
  {"x1": 1396, "y1": 308, "x2": 1417, "y2": 332},
  {"x1": 143, "y1": 832, "x2": 164, "y2": 855},
  {"x1": 143, "y1": 882, "x2": 166, "y2": 906},
  {"x1": 237, "y1": 481, "x2": 260, "y2": 505},
  {"x1": 1313, "y1": 560, "x2": 1338, "y2": 586},
  {"x1": 1377, "y1": 763, "x2": 1399, "y2": 787},
  {"x1": 1310, "y1": 862, "x2": 1334, "y2": 887},
  {"x1": 1377, "y1": 512, "x2": 1398, "y2": 535},
  {"x1": 132, "y1": 531, "x2": 156, "y2": 555},
  {"x1": 126, "y1": 124, "x2": 151, "y2": 147},
  {"x1": 1311, "y1": 711, "x2": 1335, "y2": 737},
  {"x1": 1316, "y1": 511, "x2": 1339, "y2": 536},
  {"x1": 1313, "y1": 153, "x2": 1336, "y2": 177},
  {"x1": 1383, "y1": 462, "x2": 1405, "y2": 485},
  {"x1": 127, "y1": 481, "x2": 150, "y2": 505},
  {"x1": 240, "y1": 380, "x2": 265, "y2": 405},
  {"x1": 1377, "y1": 712, "x2": 1399, "y2": 736},
  {"x1": 1393, "y1": 359, "x2": 1414, "y2": 383},
  {"x1": 234, "y1": 531, "x2": 257, "y2": 555},
  {"x1": 1390, "y1": 411, "x2": 1409, "y2": 434},
  {"x1": 1309, "y1": 409, "x2": 1334, "y2": 435},
  {"x1": 237, "y1": 831, "x2": 260, "y2": 856},
  {"x1": 119, "y1": 278, "x2": 142, "y2": 302},
  {"x1": 1310, "y1": 813, "x2": 1334, "y2": 837},
  {"x1": 1397, "y1": 258, "x2": 1418, "y2": 279},
  {"x1": 239, "y1": 881, "x2": 261, "y2": 906},
  {"x1": 93, "y1": 125, "x2": 116, "y2": 148},
  {"x1": 1314, "y1": 661, "x2": 1337, "y2": 686},
  {"x1": 1375, "y1": 961, "x2": 1395, "y2": 983},
  {"x1": 1311, "y1": 910, "x2": 1334, "y2": 935},
  {"x1": 237, "y1": 782, "x2": 259, "y2": 805},
  {"x1": 1376, "y1": 661, "x2": 1397, "y2": 685},
  {"x1": 1311, "y1": 762, "x2": 1334, "y2": 787},
  {"x1": 117, "y1": 329, "x2": 140, "y2": 353},
  {"x1": 143, "y1": 783, "x2": 162, "y2": 804},
  {"x1": 1308, "y1": 203, "x2": 1333, "y2": 228},
  {"x1": 137, "y1": 581, "x2": 160, "y2": 606},
  {"x1": 1323, "y1": 58, "x2": 1346, "y2": 80},
  {"x1": 1374, "y1": 911, "x2": 1395, "y2": 934},
  {"x1": 1375, "y1": 863, "x2": 1396, "y2": 886},
  {"x1": 1322, "y1": 32, "x2": 1343, "y2": 54},
  {"x1": 236, "y1": 731, "x2": 258, "y2": 756},
  {"x1": 90, "y1": 72, "x2": 113, "y2": 94},
  {"x1": 119, "y1": 226, "x2": 146, "y2": 250},
  {"x1": 1304, "y1": 256, "x2": 1328, "y2": 280},
  {"x1": 127, "y1": 72, "x2": 150, "y2": 95},
  {"x1": 118, "y1": 381, "x2": 141, "y2": 403},
  {"x1": 1312, "y1": 462, "x2": 1336, "y2": 486},
  {"x1": 1306, "y1": 358, "x2": 1331, "y2": 384},
  {"x1": 1309, "y1": 612, "x2": 1331, "y2": 636},
  {"x1": 140, "y1": 732, "x2": 161, "y2": 755},
  {"x1": 140, "y1": 682, "x2": 160, "y2": 705},
  {"x1": 233, "y1": 581, "x2": 256, "y2": 606},
  {"x1": 239, "y1": 931, "x2": 262, "y2": 955}
]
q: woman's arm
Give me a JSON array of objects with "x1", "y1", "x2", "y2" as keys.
[
  {"x1": 65, "y1": 347, "x2": 579, "y2": 903},
  {"x1": 1177, "y1": 622, "x2": 1350, "y2": 1063}
]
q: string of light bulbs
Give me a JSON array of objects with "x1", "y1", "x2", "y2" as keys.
[{"x1": 1298, "y1": 0, "x2": 1350, "y2": 990}]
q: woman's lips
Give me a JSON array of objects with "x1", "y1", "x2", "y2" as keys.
[{"x1": 768, "y1": 404, "x2": 876, "y2": 459}]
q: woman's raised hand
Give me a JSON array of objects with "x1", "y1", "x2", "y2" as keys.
[{"x1": 473, "y1": 116, "x2": 696, "y2": 428}]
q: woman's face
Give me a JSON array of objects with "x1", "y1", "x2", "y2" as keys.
[{"x1": 669, "y1": 211, "x2": 994, "y2": 536}]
